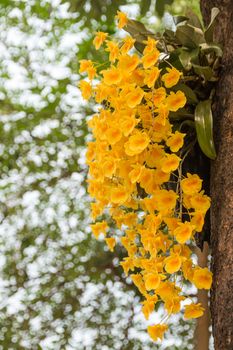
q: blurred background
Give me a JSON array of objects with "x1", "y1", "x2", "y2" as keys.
[{"x1": 0, "y1": 1, "x2": 204, "y2": 349}]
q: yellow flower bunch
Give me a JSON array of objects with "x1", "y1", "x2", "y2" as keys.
[{"x1": 80, "y1": 11, "x2": 212, "y2": 343}]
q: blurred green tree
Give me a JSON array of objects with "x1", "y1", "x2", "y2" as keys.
[{"x1": 0, "y1": 0, "x2": 200, "y2": 349}]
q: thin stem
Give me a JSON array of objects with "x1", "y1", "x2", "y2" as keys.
[{"x1": 178, "y1": 163, "x2": 183, "y2": 219}]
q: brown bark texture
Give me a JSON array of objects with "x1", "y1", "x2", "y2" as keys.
[
  {"x1": 194, "y1": 243, "x2": 210, "y2": 350},
  {"x1": 200, "y1": 1, "x2": 233, "y2": 350}
]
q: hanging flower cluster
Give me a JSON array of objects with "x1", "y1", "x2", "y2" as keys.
[{"x1": 79, "y1": 11, "x2": 213, "y2": 343}]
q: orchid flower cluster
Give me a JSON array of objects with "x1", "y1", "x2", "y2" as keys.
[{"x1": 79, "y1": 11, "x2": 212, "y2": 343}]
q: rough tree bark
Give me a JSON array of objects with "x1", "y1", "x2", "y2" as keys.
[
  {"x1": 200, "y1": 1, "x2": 233, "y2": 350},
  {"x1": 194, "y1": 243, "x2": 210, "y2": 350}
]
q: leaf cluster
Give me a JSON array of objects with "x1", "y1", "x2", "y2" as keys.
[{"x1": 124, "y1": 7, "x2": 222, "y2": 160}]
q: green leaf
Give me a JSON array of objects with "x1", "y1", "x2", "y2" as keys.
[
  {"x1": 172, "y1": 15, "x2": 188, "y2": 26},
  {"x1": 194, "y1": 100, "x2": 216, "y2": 159},
  {"x1": 173, "y1": 83, "x2": 198, "y2": 104},
  {"x1": 163, "y1": 28, "x2": 176, "y2": 42},
  {"x1": 130, "y1": 41, "x2": 147, "y2": 54},
  {"x1": 200, "y1": 42, "x2": 223, "y2": 57},
  {"x1": 124, "y1": 19, "x2": 154, "y2": 43},
  {"x1": 179, "y1": 48, "x2": 199, "y2": 70},
  {"x1": 179, "y1": 120, "x2": 195, "y2": 130},
  {"x1": 124, "y1": 19, "x2": 154, "y2": 39},
  {"x1": 185, "y1": 8, "x2": 203, "y2": 29},
  {"x1": 169, "y1": 108, "x2": 194, "y2": 121},
  {"x1": 192, "y1": 64, "x2": 213, "y2": 80},
  {"x1": 159, "y1": 49, "x2": 183, "y2": 70},
  {"x1": 124, "y1": 19, "x2": 155, "y2": 53},
  {"x1": 175, "y1": 24, "x2": 205, "y2": 49},
  {"x1": 205, "y1": 7, "x2": 220, "y2": 42}
]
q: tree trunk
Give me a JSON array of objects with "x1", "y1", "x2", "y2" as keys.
[
  {"x1": 194, "y1": 243, "x2": 210, "y2": 350},
  {"x1": 200, "y1": 1, "x2": 233, "y2": 349}
]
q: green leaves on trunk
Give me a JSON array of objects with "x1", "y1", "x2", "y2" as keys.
[
  {"x1": 204, "y1": 7, "x2": 220, "y2": 42},
  {"x1": 124, "y1": 19, "x2": 155, "y2": 53},
  {"x1": 123, "y1": 8, "x2": 220, "y2": 161},
  {"x1": 175, "y1": 24, "x2": 205, "y2": 49},
  {"x1": 173, "y1": 83, "x2": 198, "y2": 104},
  {"x1": 195, "y1": 100, "x2": 216, "y2": 159},
  {"x1": 178, "y1": 48, "x2": 199, "y2": 70}
]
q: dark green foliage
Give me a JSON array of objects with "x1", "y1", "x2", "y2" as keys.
[
  {"x1": 195, "y1": 100, "x2": 216, "y2": 160},
  {"x1": 124, "y1": 10, "x2": 221, "y2": 159}
]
